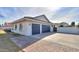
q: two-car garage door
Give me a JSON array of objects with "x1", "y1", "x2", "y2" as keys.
[{"x1": 32, "y1": 24, "x2": 50, "y2": 35}]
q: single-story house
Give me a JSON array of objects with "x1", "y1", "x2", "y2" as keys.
[
  {"x1": 11, "y1": 15, "x2": 53, "y2": 36},
  {"x1": 0, "y1": 22, "x2": 12, "y2": 30},
  {"x1": 59, "y1": 22, "x2": 69, "y2": 27},
  {"x1": 53, "y1": 22, "x2": 69, "y2": 27}
]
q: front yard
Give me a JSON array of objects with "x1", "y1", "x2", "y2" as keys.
[{"x1": 0, "y1": 30, "x2": 20, "y2": 52}]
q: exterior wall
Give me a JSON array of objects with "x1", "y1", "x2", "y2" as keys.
[
  {"x1": 50, "y1": 26, "x2": 53, "y2": 32},
  {"x1": 11, "y1": 21, "x2": 32, "y2": 36},
  {"x1": 26, "y1": 23, "x2": 32, "y2": 35},
  {"x1": 11, "y1": 19, "x2": 53, "y2": 36},
  {"x1": 40, "y1": 24, "x2": 42, "y2": 34},
  {"x1": 57, "y1": 27, "x2": 79, "y2": 34}
]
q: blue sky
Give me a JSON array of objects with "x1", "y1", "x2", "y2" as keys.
[{"x1": 0, "y1": 7, "x2": 79, "y2": 24}]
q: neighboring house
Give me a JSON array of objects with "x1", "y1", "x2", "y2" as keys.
[
  {"x1": 0, "y1": 22, "x2": 12, "y2": 30},
  {"x1": 60, "y1": 22, "x2": 69, "y2": 27},
  {"x1": 11, "y1": 15, "x2": 53, "y2": 36},
  {"x1": 53, "y1": 23, "x2": 60, "y2": 27},
  {"x1": 53, "y1": 22, "x2": 69, "y2": 27}
]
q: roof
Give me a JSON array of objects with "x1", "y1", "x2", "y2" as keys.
[
  {"x1": 34, "y1": 15, "x2": 50, "y2": 22},
  {"x1": 12, "y1": 15, "x2": 51, "y2": 24},
  {"x1": 54, "y1": 22, "x2": 69, "y2": 25},
  {"x1": 60, "y1": 22, "x2": 69, "y2": 25}
]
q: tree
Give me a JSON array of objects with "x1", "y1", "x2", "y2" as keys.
[{"x1": 71, "y1": 22, "x2": 75, "y2": 27}]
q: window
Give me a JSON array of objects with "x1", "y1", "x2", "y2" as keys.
[
  {"x1": 19, "y1": 24, "x2": 23, "y2": 31},
  {"x1": 15, "y1": 24, "x2": 17, "y2": 30}
]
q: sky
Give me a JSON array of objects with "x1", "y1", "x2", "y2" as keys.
[{"x1": 0, "y1": 7, "x2": 79, "y2": 25}]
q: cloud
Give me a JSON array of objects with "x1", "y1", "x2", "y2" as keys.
[
  {"x1": 51, "y1": 7, "x2": 79, "y2": 24},
  {"x1": 0, "y1": 7, "x2": 79, "y2": 24}
]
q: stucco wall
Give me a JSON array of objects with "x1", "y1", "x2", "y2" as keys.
[
  {"x1": 11, "y1": 21, "x2": 32, "y2": 36},
  {"x1": 57, "y1": 27, "x2": 79, "y2": 34}
]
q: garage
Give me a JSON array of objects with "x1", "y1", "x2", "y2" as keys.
[
  {"x1": 32, "y1": 24, "x2": 40, "y2": 35},
  {"x1": 42, "y1": 25, "x2": 50, "y2": 33}
]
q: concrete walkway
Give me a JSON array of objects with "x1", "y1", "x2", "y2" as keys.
[
  {"x1": 10, "y1": 35, "x2": 40, "y2": 48},
  {"x1": 10, "y1": 32, "x2": 54, "y2": 48}
]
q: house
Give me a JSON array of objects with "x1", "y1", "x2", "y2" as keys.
[
  {"x1": 0, "y1": 22, "x2": 12, "y2": 30},
  {"x1": 11, "y1": 15, "x2": 53, "y2": 36},
  {"x1": 53, "y1": 22, "x2": 69, "y2": 27},
  {"x1": 59, "y1": 22, "x2": 69, "y2": 27}
]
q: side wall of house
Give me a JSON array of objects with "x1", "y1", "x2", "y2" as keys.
[{"x1": 11, "y1": 21, "x2": 32, "y2": 36}]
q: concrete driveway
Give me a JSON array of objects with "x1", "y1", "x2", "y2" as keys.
[
  {"x1": 32, "y1": 33, "x2": 79, "y2": 49},
  {"x1": 23, "y1": 32, "x2": 79, "y2": 52}
]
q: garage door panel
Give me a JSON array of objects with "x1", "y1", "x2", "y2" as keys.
[
  {"x1": 42, "y1": 25, "x2": 50, "y2": 33},
  {"x1": 32, "y1": 24, "x2": 40, "y2": 35}
]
